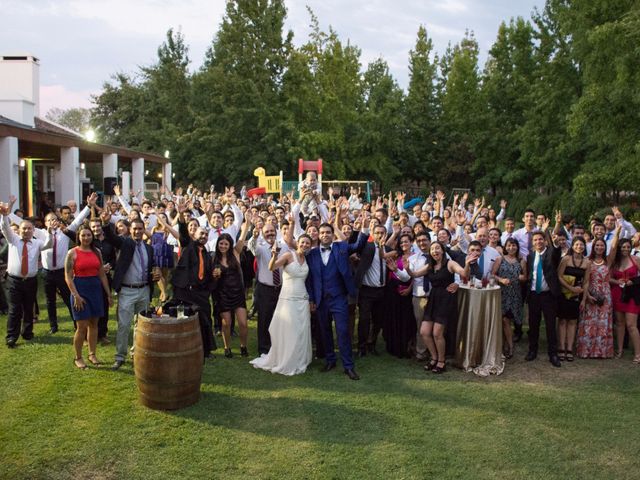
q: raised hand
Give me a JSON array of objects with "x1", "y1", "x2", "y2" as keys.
[
  {"x1": 87, "y1": 192, "x2": 98, "y2": 207},
  {"x1": 500, "y1": 199, "x2": 507, "y2": 209},
  {"x1": 113, "y1": 184, "x2": 121, "y2": 197},
  {"x1": 555, "y1": 209, "x2": 562, "y2": 225}
]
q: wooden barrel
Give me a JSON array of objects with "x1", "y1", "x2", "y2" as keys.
[{"x1": 134, "y1": 312, "x2": 203, "y2": 410}]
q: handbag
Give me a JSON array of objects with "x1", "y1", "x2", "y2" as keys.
[{"x1": 561, "y1": 274, "x2": 577, "y2": 300}]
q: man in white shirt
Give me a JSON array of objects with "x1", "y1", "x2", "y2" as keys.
[
  {"x1": 248, "y1": 222, "x2": 282, "y2": 354},
  {"x1": 0, "y1": 203, "x2": 53, "y2": 347},
  {"x1": 512, "y1": 209, "x2": 539, "y2": 259},
  {"x1": 395, "y1": 231, "x2": 431, "y2": 360},
  {"x1": 36, "y1": 194, "x2": 95, "y2": 333}
]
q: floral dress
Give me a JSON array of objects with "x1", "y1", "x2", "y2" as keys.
[
  {"x1": 497, "y1": 258, "x2": 523, "y2": 324},
  {"x1": 576, "y1": 262, "x2": 614, "y2": 358}
]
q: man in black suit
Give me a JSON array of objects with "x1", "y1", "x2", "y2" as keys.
[
  {"x1": 90, "y1": 217, "x2": 116, "y2": 345},
  {"x1": 354, "y1": 223, "x2": 389, "y2": 356},
  {"x1": 101, "y1": 213, "x2": 159, "y2": 370},
  {"x1": 526, "y1": 219, "x2": 562, "y2": 367},
  {"x1": 172, "y1": 224, "x2": 216, "y2": 358}
]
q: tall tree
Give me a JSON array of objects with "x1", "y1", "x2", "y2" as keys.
[
  {"x1": 45, "y1": 107, "x2": 91, "y2": 134},
  {"x1": 187, "y1": 0, "x2": 292, "y2": 186},
  {"x1": 405, "y1": 26, "x2": 439, "y2": 187},
  {"x1": 439, "y1": 31, "x2": 482, "y2": 188},
  {"x1": 474, "y1": 17, "x2": 536, "y2": 194}
]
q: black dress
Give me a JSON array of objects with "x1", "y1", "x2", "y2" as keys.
[
  {"x1": 384, "y1": 260, "x2": 416, "y2": 358},
  {"x1": 216, "y1": 263, "x2": 246, "y2": 312},
  {"x1": 424, "y1": 264, "x2": 457, "y2": 325},
  {"x1": 558, "y1": 264, "x2": 586, "y2": 320}
]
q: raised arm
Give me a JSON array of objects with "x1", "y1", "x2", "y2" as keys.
[
  {"x1": 234, "y1": 212, "x2": 251, "y2": 254},
  {"x1": 606, "y1": 225, "x2": 622, "y2": 267},
  {"x1": 269, "y1": 246, "x2": 292, "y2": 271}
]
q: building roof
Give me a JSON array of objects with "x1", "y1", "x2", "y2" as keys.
[{"x1": 0, "y1": 115, "x2": 168, "y2": 163}]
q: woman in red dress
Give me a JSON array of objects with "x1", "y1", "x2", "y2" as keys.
[{"x1": 610, "y1": 238, "x2": 640, "y2": 363}]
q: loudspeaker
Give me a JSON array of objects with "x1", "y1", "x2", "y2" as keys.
[
  {"x1": 81, "y1": 182, "x2": 93, "y2": 200},
  {"x1": 104, "y1": 176, "x2": 117, "y2": 196}
]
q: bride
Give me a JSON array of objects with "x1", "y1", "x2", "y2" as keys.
[{"x1": 250, "y1": 234, "x2": 313, "y2": 375}]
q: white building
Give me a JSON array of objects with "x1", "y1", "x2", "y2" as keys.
[{"x1": 0, "y1": 54, "x2": 172, "y2": 216}]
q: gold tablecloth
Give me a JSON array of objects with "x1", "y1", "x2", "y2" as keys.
[{"x1": 455, "y1": 285, "x2": 504, "y2": 376}]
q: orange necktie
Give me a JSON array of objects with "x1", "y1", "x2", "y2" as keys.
[
  {"x1": 21, "y1": 241, "x2": 29, "y2": 277},
  {"x1": 198, "y1": 246, "x2": 204, "y2": 281}
]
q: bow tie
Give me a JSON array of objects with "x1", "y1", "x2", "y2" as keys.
[{"x1": 321, "y1": 247, "x2": 332, "y2": 252}]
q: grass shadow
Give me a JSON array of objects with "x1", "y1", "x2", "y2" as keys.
[{"x1": 170, "y1": 389, "x2": 391, "y2": 444}]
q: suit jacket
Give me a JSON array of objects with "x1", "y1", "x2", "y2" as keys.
[
  {"x1": 354, "y1": 241, "x2": 392, "y2": 288},
  {"x1": 172, "y1": 240, "x2": 213, "y2": 291},
  {"x1": 103, "y1": 223, "x2": 155, "y2": 293},
  {"x1": 306, "y1": 232, "x2": 368, "y2": 306},
  {"x1": 526, "y1": 236, "x2": 561, "y2": 298}
]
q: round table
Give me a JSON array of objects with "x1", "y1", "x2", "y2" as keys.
[{"x1": 454, "y1": 284, "x2": 505, "y2": 376}]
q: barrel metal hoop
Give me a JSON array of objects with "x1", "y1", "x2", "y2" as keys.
[
  {"x1": 135, "y1": 346, "x2": 203, "y2": 357},
  {"x1": 136, "y1": 329, "x2": 199, "y2": 339}
]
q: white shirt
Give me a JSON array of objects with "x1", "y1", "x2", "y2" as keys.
[
  {"x1": 248, "y1": 234, "x2": 282, "y2": 286},
  {"x1": 531, "y1": 249, "x2": 550, "y2": 292},
  {"x1": 320, "y1": 244, "x2": 332, "y2": 266},
  {"x1": 513, "y1": 227, "x2": 539, "y2": 258},
  {"x1": 478, "y1": 245, "x2": 501, "y2": 279},
  {"x1": 501, "y1": 230, "x2": 515, "y2": 246},
  {"x1": 34, "y1": 206, "x2": 91, "y2": 270},
  {"x1": 1, "y1": 215, "x2": 52, "y2": 278},
  {"x1": 362, "y1": 245, "x2": 386, "y2": 288},
  {"x1": 408, "y1": 252, "x2": 430, "y2": 297}
]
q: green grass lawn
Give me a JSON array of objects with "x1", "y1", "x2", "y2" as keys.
[{"x1": 1, "y1": 296, "x2": 639, "y2": 480}]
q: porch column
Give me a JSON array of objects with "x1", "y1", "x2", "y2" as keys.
[
  {"x1": 60, "y1": 146, "x2": 80, "y2": 206},
  {"x1": 103, "y1": 153, "x2": 118, "y2": 178},
  {"x1": 162, "y1": 162, "x2": 172, "y2": 191},
  {"x1": 0, "y1": 137, "x2": 20, "y2": 208},
  {"x1": 132, "y1": 157, "x2": 145, "y2": 196}
]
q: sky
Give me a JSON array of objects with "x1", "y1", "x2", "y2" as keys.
[{"x1": 2, "y1": 0, "x2": 545, "y2": 115}]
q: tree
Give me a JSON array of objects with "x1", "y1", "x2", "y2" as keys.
[
  {"x1": 404, "y1": 26, "x2": 439, "y2": 187},
  {"x1": 474, "y1": 17, "x2": 536, "y2": 194},
  {"x1": 438, "y1": 31, "x2": 482, "y2": 188},
  {"x1": 187, "y1": 0, "x2": 292, "y2": 186},
  {"x1": 45, "y1": 107, "x2": 91, "y2": 134}
]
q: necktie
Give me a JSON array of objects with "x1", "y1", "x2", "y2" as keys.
[
  {"x1": 478, "y1": 251, "x2": 485, "y2": 279},
  {"x1": 605, "y1": 232, "x2": 612, "y2": 241},
  {"x1": 527, "y1": 231, "x2": 533, "y2": 253},
  {"x1": 422, "y1": 253, "x2": 430, "y2": 291},
  {"x1": 52, "y1": 232, "x2": 58, "y2": 268},
  {"x1": 273, "y1": 267, "x2": 281, "y2": 287},
  {"x1": 535, "y1": 252, "x2": 543, "y2": 294},
  {"x1": 198, "y1": 246, "x2": 204, "y2": 281},
  {"x1": 216, "y1": 228, "x2": 221, "y2": 235},
  {"x1": 21, "y1": 241, "x2": 29, "y2": 277},
  {"x1": 379, "y1": 247, "x2": 384, "y2": 286},
  {"x1": 136, "y1": 242, "x2": 146, "y2": 283}
]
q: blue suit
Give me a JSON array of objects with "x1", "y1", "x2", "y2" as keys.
[{"x1": 306, "y1": 233, "x2": 368, "y2": 369}]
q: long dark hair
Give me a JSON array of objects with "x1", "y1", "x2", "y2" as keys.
[
  {"x1": 613, "y1": 238, "x2": 632, "y2": 270},
  {"x1": 504, "y1": 237, "x2": 520, "y2": 259},
  {"x1": 214, "y1": 232, "x2": 240, "y2": 271},
  {"x1": 430, "y1": 241, "x2": 448, "y2": 270},
  {"x1": 567, "y1": 236, "x2": 586, "y2": 257},
  {"x1": 75, "y1": 226, "x2": 102, "y2": 260},
  {"x1": 589, "y1": 238, "x2": 607, "y2": 261},
  {"x1": 397, "y1": 233, "x2": 413, "y2": 257}
]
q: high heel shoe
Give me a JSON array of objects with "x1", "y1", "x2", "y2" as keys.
[
  {"x1": 424, "y1": 360, "x2": 437, "y2": 372},
  {"x1": 558, "y1": 349, "x2": 566, "y2": 361},
  {"x1": 74, "y1": 357, "x2": 87, "y2": 370},
  {"x1": 224, "y1": 348, "x2": 233, "y2": 358},
  {"x1": 240, "y1": 346, "x2": 248, "y2": 357},
  {"x1": 88, "y1": 354, "x2": 102, "y2": 366},
  {"x1": 432, "y1": 361, "x2": 446, "y2": 374},
  {"x1": 615, "y1": 350, "x2": 623, "y2": 359},
  {"x1": 565, "y1": 350, "x2": 574, "y2": 362}
]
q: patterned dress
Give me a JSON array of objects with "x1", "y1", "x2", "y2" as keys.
[
  {"x1": 497, "y1": 258, "x2": 523, "y2": 324},
  {"x1": 576, "y1": 262, "x2": 614, "y2": 358}
]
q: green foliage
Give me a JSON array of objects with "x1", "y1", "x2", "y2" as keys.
[
  {"x1": 88, "y1": 0, "x2": 640, "y2": 214},
  {"x1": 44, "y1": 107, "x2": 91, "y2": 134}
]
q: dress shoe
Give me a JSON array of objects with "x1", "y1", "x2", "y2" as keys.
[
  {"x1": 525, "y1": 351, "x2": 537, "y2": 362},
  {"x1": 111, "y1": 360, "x2": 124, "y2": 371},
  {"x1": 49, "y1": 327, "x2": 58, "y2": 334},
  {"x1": 6, "y1": 339, "x2": 17, "y2": 349},
  {"x1": 344, "y1": 368, "x2": 360, "y2": 380},
  {"x1": 224, "y1": 348, "x2": 233, "y2": 358},
  {"x1": 321, "y1": 362, "x2": 336, "y2": 372},
  {"x1": 549, "y1": 356, "x2": 562, "y2": 368},
  {"x1": 22, "y1": 334, "x2": 33, "y2": 341}
]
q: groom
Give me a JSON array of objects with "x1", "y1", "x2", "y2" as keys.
[{"x1": 306, "y1": 222, "x2": 367, "y2": 380}]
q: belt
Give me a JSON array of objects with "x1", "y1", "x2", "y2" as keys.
[
  {"x1": 121, "y1": 283, "x2": 148, "y2": 289},
  {"x1": 8, "y1": 274, "x2": 37, "y2": 281},
  {"x1": 44, "y1": 268, "x2": 64, "y2": 273}
]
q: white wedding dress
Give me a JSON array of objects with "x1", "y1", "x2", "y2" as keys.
[{"x1": 250, "y1": 257, "x2": 312, "y2": 375}]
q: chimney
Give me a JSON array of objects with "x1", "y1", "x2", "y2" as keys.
[{"x1": 0, "y1": 54, "x2": 40, "y2": 127}]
